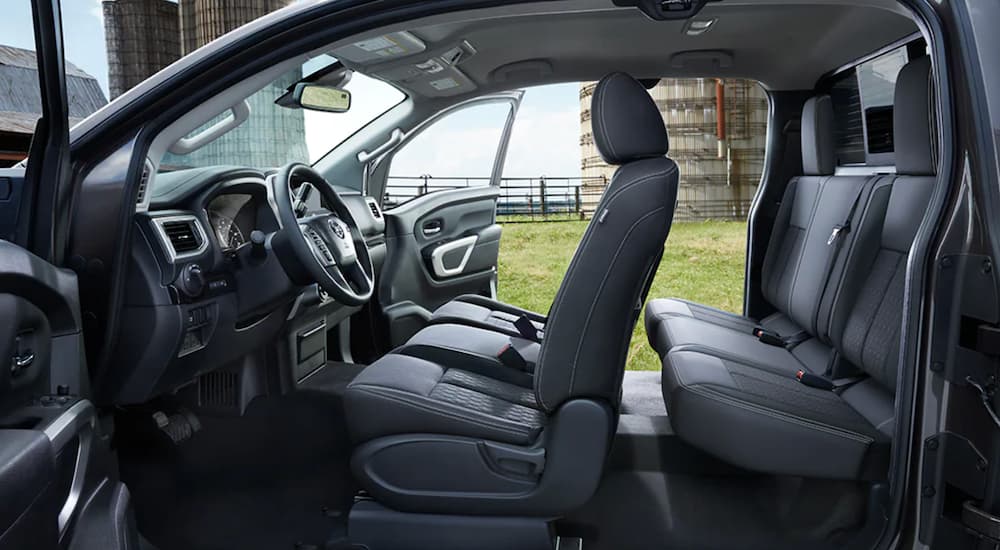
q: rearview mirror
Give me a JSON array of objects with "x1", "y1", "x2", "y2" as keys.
[{"x1": 293, "y1": 83, "x2": 351, "y2": 113}]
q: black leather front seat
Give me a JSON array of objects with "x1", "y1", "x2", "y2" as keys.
[{"x1": 343, "y1": 72, "x2": 679, "y2": 516}]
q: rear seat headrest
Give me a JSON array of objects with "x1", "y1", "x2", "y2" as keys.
[
  {"x1": 894, "y1": 56, "x2": 936, "y2": 176},
  {"x1": 801, "y1": 95, "x2": 836, "y2": 176},
  {"x1": 592, "y1": 72, "x2": 669, "y2": 165}
]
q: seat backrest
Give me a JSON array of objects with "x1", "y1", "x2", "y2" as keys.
[
  {"x1": 760, "y1": 96, "x2": 877, "y2": 340},
  {"x1": 534, "y1": 73, "x2": 678, "y2": 412},
  {"x1": 830, "y1": 55, "x2": 936, "y2": 391}
]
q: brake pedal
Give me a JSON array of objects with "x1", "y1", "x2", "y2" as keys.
[{"x1": 151, "y1": 408, "x2": 201, "y2": 444}]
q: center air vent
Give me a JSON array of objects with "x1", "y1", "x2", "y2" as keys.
[
  {"x1": 152, "y1": 215, "x2": 207, "y2": 261},
  {"x1": 366, "y1": 198, "x2": 382, "y2": 219}
]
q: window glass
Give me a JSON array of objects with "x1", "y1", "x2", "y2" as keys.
[
  {"x1": 160, "y1": 60, "x2": 404, "y2": 171},
  {"x1": 830, "y1": 44, "x2": 911, "y2": 165},
  {"x1": 384, "y1": 101, "x2": 513, "y2": 208},
  {"x1": 579, "y1": 78, "x2": 767, "y2": 222}
]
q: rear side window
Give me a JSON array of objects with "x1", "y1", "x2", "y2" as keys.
[{"x1": 828, "y1": 43, "x2": 917, "y2": 167}]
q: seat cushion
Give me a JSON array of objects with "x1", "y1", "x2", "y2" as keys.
[
  {"x1": 644, "y1": 298, "x2": 760, "y2": 337},
  {"x1": 662, "y1": 349, "x2": 890, "y2": 479},
  {"x1": 344, "y1": 354, "x2": 545, "y2": 446},
  {"x1": 430, "y1": 295, "x2": 546, "y2": 339},
  {"x1": 648, "y1": 314, "x2": 831, "y2": 377},
  {"x1": 397, "y1": 324, "x2": 538, "y2": 387}
]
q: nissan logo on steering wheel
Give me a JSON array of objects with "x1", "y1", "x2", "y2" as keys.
[{"x1": 330, "y1": 219, "x2": 346, "y2": 239}]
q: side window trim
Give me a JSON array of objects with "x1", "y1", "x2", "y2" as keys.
[{"x1": 372, "y1": 91, "x2": 524, "y2": 208}]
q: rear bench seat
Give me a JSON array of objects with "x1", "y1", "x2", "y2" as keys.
[
  {"x1": 646, "y1": 93, "x2": 877, "y2": 377},
  {"x1": 658, "y1": 56, "x2": 935, "y2": 479}
]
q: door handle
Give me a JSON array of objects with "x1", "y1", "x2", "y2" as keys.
[{"x1": 422, "y1": 220, "x2": 443, "y2": 236}]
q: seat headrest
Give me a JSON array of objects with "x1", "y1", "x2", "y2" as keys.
[
  {"x1": 801, "y1": 95, "x2": 836, "y2": 176},
  {"x1": 893, "y1": 56, "x2": 936, "y2": 176},
  {"x1": 592, "y1": 72, "x2": 669, "y2": 165}
]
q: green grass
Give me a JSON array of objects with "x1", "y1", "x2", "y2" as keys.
[{"x1": 496, "y1": 220, "x2": 747, "y2": 370}]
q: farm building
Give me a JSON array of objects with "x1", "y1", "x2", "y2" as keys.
[{"x1": 0, "y1": 46, "x2": 108, "y2": 167}]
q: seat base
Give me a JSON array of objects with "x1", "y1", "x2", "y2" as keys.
[{"x1": 348, "y1": 500, "x2": 556, "y2": 550}]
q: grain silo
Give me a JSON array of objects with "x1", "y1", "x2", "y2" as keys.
[
  {"x1": 167, "y1": 0, "x2": 307, "y2": 168},
  {"x1": 579, "y1": 78, "x2": 767, "y2": 221},
  {"x1": 104, "y1": 0, "x2": 305, "y2": 168},
  {"x1": 102, "y1": 0, "x2": 181, "y2": 100}
]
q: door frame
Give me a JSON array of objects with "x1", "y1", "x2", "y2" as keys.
[{"x1": 366, "y1": 90, "x2": 525, "y2": 207}]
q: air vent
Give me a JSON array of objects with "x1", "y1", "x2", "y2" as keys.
[
  {"x1": 199, "y1": 370, "x2": 239, "y2": 410},
  {"x1": 152, "y1": 215, "x2": 207, "y2": 261},
  {"x1": 163, "y1": 221, "x2": 200, "y2": 253},
  {"x1": 367, "y1": 199, "x2": 382, "y2": 219},
  {"x1": 136, "y1": 162, "x2": 151, "y2": 205}
]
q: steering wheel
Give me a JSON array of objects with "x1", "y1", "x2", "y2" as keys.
[{"x1": 272, "y1": 162, "x2": 375, "y2": 306}]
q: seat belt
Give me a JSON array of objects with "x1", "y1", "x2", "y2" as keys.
[
  {"x1": 813, "y1": 181, "x2": 869, "y2": 330},
  {"x1": 795, "y1": 370, "x2": 867, "y2": 392},
  {"x1": 496, "y1": 338, "x2": 536, "y2": 373},
  {"x1": 752, "y1": 327, "x2": 810, "y2": 349},
  {"x1": 513, "y1": 315, "x2": 542, "y2": 342}
]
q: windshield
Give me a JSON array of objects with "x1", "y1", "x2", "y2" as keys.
[{"x1": 161, "y1": 57, "x2": 404, "y2": 172}]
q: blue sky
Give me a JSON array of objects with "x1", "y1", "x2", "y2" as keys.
[{"x1": 3, "y1": 0, "x2": 583, "y2": 178}]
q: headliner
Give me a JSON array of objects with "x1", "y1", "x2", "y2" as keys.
[{"x1": 341, "y1": 0, "x2": 918, "y2": 96}]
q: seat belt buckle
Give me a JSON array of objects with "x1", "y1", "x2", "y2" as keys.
[
  {"x1": 753, "y1": 327, "x2": 785, "y2": 347},
  {"x1": 497, "y1": 343, "x2": 530, "y2": 371},
  {"x1": 827, "y1": 224, "x2": 849, "y2": 246},
  {"x1": 796, "y1": 370, "x2": 835, "y2": 391},
  {"x1": 513, "y1": 315, "x2": 541, "y2": 342}
]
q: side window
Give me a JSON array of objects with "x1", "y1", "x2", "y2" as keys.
[
  {"x1": 829, "y1": 43, "x2": 917, "y2": 166},
  {"x1": 384, "y1": 101, "x2": 513, "y2": 208}
]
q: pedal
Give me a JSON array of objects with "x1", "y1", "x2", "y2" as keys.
[
  {"x1": 151, "y1": 408, "x2": 202, "y2": 445},
  {"x1": 555, "y1": 536, "x2": 583, "y2": 550}
]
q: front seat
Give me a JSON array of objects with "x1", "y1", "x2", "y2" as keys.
[{"x1": 344, "y1": 72, "x2": 679, "y2": 516}]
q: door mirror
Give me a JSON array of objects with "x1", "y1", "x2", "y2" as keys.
[{"x1": 294, "y1": 83, "x2": 351, "y2": 113}]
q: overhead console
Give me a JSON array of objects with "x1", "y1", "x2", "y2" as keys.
[{"x1": 332, "y1": 31, "x2": 479, "y2": 97}]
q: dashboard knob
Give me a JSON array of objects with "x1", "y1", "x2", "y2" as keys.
[{"x1": 178, "y1": 263, "x2": 205, "y2": 298}]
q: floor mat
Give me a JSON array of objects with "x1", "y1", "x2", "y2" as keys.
[
  {"x1": 620, "y1": 370, "x2": 667, "y2": 416},
  {"x1": 118, "y1": 390, "x2": 357, "y2": 550}
]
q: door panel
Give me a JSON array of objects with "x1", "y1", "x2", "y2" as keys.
[
  {"x1": 379, "y1": 187, "x2": 502, "y2": 346},
  {"x1": 0, "y1": 2, "x2": 138, "y2": 549},
  {"x1": 372, "y1": 92, "x2": 523, "y2": 346},
  {"x1": 0, "y1": 243, "x2": 102, "y2": 549}
]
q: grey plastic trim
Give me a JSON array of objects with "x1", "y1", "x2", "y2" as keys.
[
  {"x1": 430, "y1": 235, "x2": 477, "y2": 278},
  {"x1": 358, "y1": 128, "x2": 404, "y2": 164},
  {"x1": 168, "y1": 100, "x2": 251, "y2": 155},
  {"x1": 43, "y1": 399, "x2": 97, "y2": 537},
  {"x1": 150, "y1": 214, "x2": 210, "y2": 263}
]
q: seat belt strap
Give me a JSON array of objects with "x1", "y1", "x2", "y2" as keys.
[{"x1": 814, "y1": 181, "x2": 870, "y2": 331}]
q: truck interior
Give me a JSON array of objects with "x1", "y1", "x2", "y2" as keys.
[{"x1": 1, "y1": 0, "x2": 959, "y2": 549}]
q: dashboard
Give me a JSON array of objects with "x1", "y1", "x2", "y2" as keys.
[
  {"x1": 207, "y1": 193, "x2": 255, "y2": 250},
  {"x1": 103, "y1": 165, "x2": 387, "y2": 405}
]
